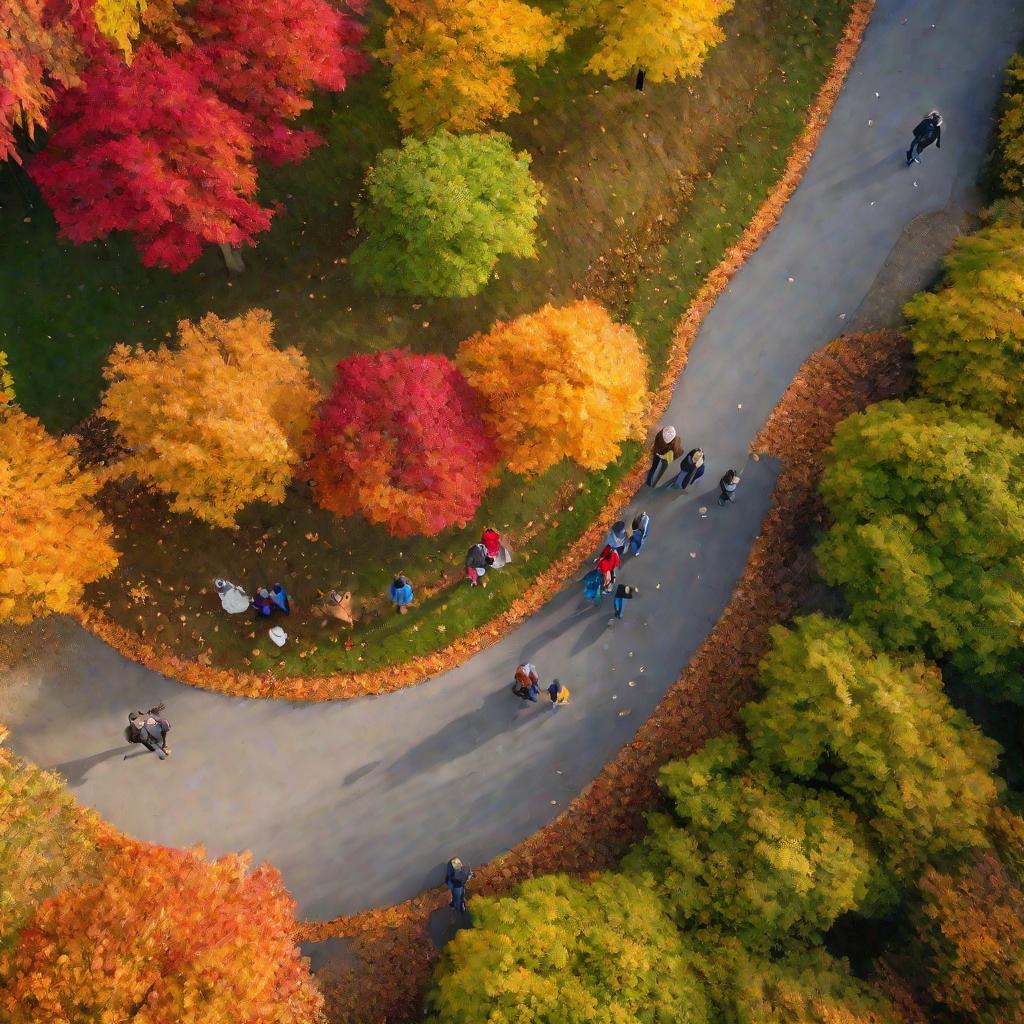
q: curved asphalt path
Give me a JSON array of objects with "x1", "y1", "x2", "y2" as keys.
[{"x1": 2, "y1": 0, "x2": 1021, "y2": 924}]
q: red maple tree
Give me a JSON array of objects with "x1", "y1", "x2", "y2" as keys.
[
  {"x1": 192, "y1": 0, "x2": 368, "y2": 165},
  {"x1": 30, "y1": 43, "x2": 274, "y2": 271},
  {"x1": 307, "y1": 350, "x2": 499, "y2": 537}
]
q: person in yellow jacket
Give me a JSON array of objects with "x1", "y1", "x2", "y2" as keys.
[{"x1": 547, "y1": 679, "x2": 571, "y2": 707}]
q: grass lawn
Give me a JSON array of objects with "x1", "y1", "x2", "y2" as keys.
[{"x1": 0, "y1": 0, "x2": 853, "y2": 677}]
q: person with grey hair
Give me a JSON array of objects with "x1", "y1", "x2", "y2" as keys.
[
  {"x1": 907, "y1": 111, "x2": 942, "y2": 165},
  {"x1": 125, "y1": 703, "x2": 171, "y2": 759}
]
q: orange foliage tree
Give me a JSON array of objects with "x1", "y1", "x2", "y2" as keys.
[
  {"x1": 0, "y1": 843, "x2": 323, "y2": 1024},
  {"x1": 457, "y1": 300, "x2": 649, "y2": 475},
  {"x1": 0, "y1": 406, "x2": 118, "y2": 624},
  {"x1": 101, "y1": 309, "x2": 319, "y2": 528},
  {"x1": 380, "y1": 0, "x2": 563, "y2": 135}
]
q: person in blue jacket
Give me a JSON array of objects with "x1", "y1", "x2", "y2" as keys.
[{"x1": 389, "y1": 574, "x2": 414, "y2": 614}]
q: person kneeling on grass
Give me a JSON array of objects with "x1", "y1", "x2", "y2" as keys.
[
  {"x1": 513, "y1": 662, "x2": 541, "y2": 702},
  {"x1": 548, "y1": 679, "x2": 570, "y2": 707},
  {"x1": 465, "y1": 542, "x2": 493, "y2": 587},
  {"x1": 389, "y1": 574, "x2": 414, "y2": 614}
]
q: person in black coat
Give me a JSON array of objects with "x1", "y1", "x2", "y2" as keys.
[
  {"x1": 907, "y1": 111, "x2": 942, "y2": 165},
  {"x1": 670, "y1": 448, "x2": 706, "y2": 491}
]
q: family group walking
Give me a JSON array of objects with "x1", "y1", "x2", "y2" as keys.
[{"x1": 646, "y1": 425, "x2": 740, "y2": 506}]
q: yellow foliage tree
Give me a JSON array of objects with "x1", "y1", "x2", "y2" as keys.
[
  {"x1": 0, "y1": 352, "x2": 14, "y2": 406},
  {"x1": 101, "y1": 309, "x2": 319, "y2": 528},
  {"x1": 0, "y1": 407, "x2": 118, "y2": 624},
  {"x1": 380, "y1": 0, "x2": 564, "y2": 135},
  {"x1": 457, "y1": 300, "x2": 648, "y2": 475},
  {"x1": 574, "y1": 0, "x2": 734, "y2": 84},
  {"x1": 997, "y1": 53, "x2": 1024, "y2": 195}
]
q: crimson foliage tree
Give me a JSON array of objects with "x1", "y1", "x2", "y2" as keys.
[
  {"x1": 307, "y1": 350, "x2": 499, "y2": 537},
  {"x1": 30, "y1": 44, "x2": 273, "y2": 271},
  {"x1": 191, "y1": 0, "x2": 368, "y2": 166}
]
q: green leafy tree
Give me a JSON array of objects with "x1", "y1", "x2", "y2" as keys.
[
  {"x1": 995, "y1": 53, "x2": 1024, "y2": 196},
  {"x1": 428, "y1": 872, "x2": 709, "y2": 1024},
  {"x1": 907, "y1": 808, "x2": 1024, "y2": 1024},
  {"x1": 817, "y1": 399, "x2": 1024, "y2": 701},
  {"x1": 351, "y1": 131, "x2": 543, "y2": 298},
  {"x1": 702, "y1": 942, "x2": 903, "y2": 1024},
  {"x1": 626, "y1": 736, "x2": 881, "y2": 950},
  {"x1": 743, "y1": 615, "x2": 1000, "y2": 880},
  {"x1": 906, "y1": 226, "x2": 1024, "y2": 428},
  {"x1": 0, "y1": 730, "x2": 102, "y2": 951}
]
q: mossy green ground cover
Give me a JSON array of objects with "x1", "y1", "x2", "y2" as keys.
[{"x1": 0, "y1": 0, "x2": 851, "y2": 676}]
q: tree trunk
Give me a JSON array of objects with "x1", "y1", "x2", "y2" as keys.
[{"x1": 219, "y1": 242, "x2": 246, "y2": 274}]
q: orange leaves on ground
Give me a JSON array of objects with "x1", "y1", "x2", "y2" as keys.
[
  {"x1": 101, "y1": 309, "x2": 319, "y2": 528},
  {"x1": 0, "y1": 843, "x2": 322, "y2": 1024},
  {"x1": 0, "y1": 407, "x2": 118, "y2": 624},
  {"x1": 458, "y1": 300, "x2": 649, "y2": 476},
  {"x1": 380, "y1": 0, "x2": 564, "y2": 135}
]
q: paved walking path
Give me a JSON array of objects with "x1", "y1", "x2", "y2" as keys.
[{"x1": 2, "y1": 0, "x2": 1021, "y2": 924}]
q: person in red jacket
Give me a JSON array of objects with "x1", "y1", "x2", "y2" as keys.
[{"x1": 596, "y1": 543, "x2": 620, "y2": 593}]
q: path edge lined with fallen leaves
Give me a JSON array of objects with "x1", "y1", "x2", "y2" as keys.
[
  {"x1": 304, "y1": 329, "x2": 915, "y2": 1024},
  {"x1": 74, "y1": 0, "x2": 876, "y2": 702}
]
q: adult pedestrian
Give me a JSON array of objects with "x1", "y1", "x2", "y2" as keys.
[
  {"x1": 628, "y1": 511, "x2": 650, "y2": 556},
  {"x1": 445, "y1": 858, "x2": 473, "y2": 912},
  {"x1": 613, "y1": 583, "x2": 638, "y2": 620},
  {"x1": 604, "y1": 520, "x2": 628, "y2": 555},
  {"x1": 513, "y1": 662, "x2": 541, "y2": 702},
  {"x1": 718, "y1": 470, "x2": 740, "y2": 506},
  {"x1": 906, "y1": 111, "x2": 942, "y2": 165},
  {"x1": 389, "y1": 574, "x2": 414, "y2": 613},
  {"x1": 465, "y1": 542, "x2": 492, "y2": 587},
  {"x1": 596, "y1": 543, "x2": 620, "y2": 592},
  {"x1": 646, "y1": 426, "x2": 682, "y2": 487},
  {"x1": 125, "y1": 704, "x2": 171, "y2": 759},
  {"x1": 670, "y1": 448, "x2": 706, "y2": 491},
  {"x1": 548, "y1": 679, "x2": 571, "y2": 707}
]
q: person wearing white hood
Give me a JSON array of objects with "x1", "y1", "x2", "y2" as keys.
[{"x1": 646, "y1": 425, "x2": 683, "y2": 487}]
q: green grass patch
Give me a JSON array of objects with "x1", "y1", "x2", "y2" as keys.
[{"x1": 1, "y1": 0, "x2": 853, "y2": 677}]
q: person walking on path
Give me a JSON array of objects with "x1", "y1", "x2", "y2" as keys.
[
  {"x1": 125, "y1": 704, "x2": 171, "y2": 759},
  {"x1": 513, "y1": 663, "x2": 541, "y2": 702},
  {"x1": 718, "y1": 470, "x2": 740, "y2": 506},
  {"x1": 646, "y1": 426, "x2": 682, "y2": 487},
  {"x1": 906, "y1": 111, "x2": 942, "y2": 165},
  {"x1": 613, "y1": 583, "x2": 638, "y2": 620},
  {"x1": 604, "y1": 520, "x2": 628, "y2": 556},
  {"x1": 596, "y1": 543, "x2": 620, "y2": 593},
  {"x1": 445, "y1": 858, "x2": 474, "y2": 912},
  {"x1": 389, "y1": 574, "x2": 414, "y2": 613},
  {"x1": 548, "y1": 679, "x2": 570, "y2": 707},
  {"x1": 670, "y1": 448, "x2": 706, "y2": 491},
  {"x1": 628, "y1": 511, "x2": 650, "y2": 556},
  {"x1": 465, "y1": 542, "x2": 492, "y2": 587}
]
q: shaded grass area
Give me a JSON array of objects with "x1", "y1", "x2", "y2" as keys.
[{"x1": 1, "y1": 0, "x2": 852, "y2": 677}]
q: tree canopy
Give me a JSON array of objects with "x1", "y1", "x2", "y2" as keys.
[
  {"x1": 101, "y1": 310, "x2": 318, "y2": 527},
  {"x1": 352, "y1": 131, "x2": 543, "y2": 298},
  {"x1": 429, "y1": 872, "x2": 710, "y2": 1024},
  {"x1": 0, "y1": 406, "x2": 118, "y2": 624},
  {"x1": 817, "y1": 398, "x2": 1024, "y2": 701},
  {"x1": 906, "y1": 226, "x2": 1024, "y2": 429},
  {"x1": 457, "y1": 300, "x2": 649, "y2": 475},
  {"x1": 307, "y1": 350, "x2": 498, "y2": 536},
  {"x1": 381, "y1": 0, "x2": 563, "y2": 135}
]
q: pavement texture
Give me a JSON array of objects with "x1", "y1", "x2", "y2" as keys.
[{"x1": 2, "y1": 0, "x2": 1022, "y2": 924}]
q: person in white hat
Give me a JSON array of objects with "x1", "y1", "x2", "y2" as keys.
[{"x1": 646, "y1": 425, "x2": 682, "y2": 487}]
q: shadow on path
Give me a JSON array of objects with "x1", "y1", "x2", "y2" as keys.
[{"x1": 51, "y1": 746, "x2": 133, "y2": 785}]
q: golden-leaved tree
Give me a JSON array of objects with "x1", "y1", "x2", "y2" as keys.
[
  {"x1": 101, "y1": 309, "x2": 319, "y2": 528},
  {"x1": 0, "y1": 406, "x2": 118, "y2": 624},
  {"x1": 457, "y1": 300, "x2": 648, "y2": 475},
  {"x1": 574, "y1": 0, "x2": 734, "y2": 84},
  {"x1": 380, "y1": 0, "x2": 564, "y2": 135}
]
